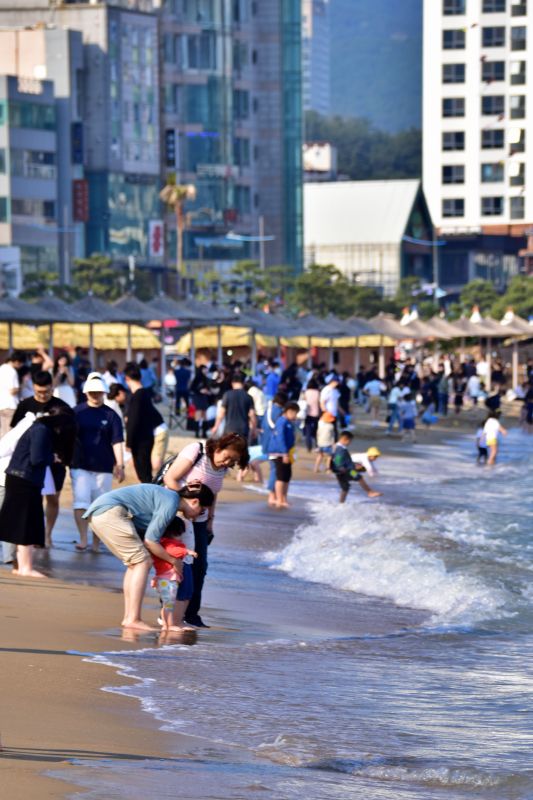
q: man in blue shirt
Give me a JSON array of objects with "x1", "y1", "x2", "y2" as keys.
[
  {"x1": 266, "y1": 401, "x2": 299, "y2": 508},
  {"x1": 173, "y1": 358, "x2": 192, "y2": 416},
  {"x1": 84, "y1": 482, "x2": 214, "y2": 630}
]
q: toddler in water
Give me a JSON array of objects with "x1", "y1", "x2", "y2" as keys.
[{"x1": 151, "y1": 517, "x2": 197, "y2": 631}]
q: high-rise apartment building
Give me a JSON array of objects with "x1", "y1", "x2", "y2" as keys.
[
  {"x1": 161, "y1": 0, "x2": 303, "y2": 279},
  {"x1": 423, "y1": 0, "x2": 528, "y2": 289},
  {"x1": 302, "y1": 0, "x2": 330, "y2": 115}
]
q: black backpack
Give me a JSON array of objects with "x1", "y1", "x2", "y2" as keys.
[{"x1": 152, "y1": 442, "x2": 204, "y2": 485}]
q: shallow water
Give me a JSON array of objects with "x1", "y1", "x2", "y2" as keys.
[{"x1": 54, "y1": 430, "x2": 533, "y2": 799}]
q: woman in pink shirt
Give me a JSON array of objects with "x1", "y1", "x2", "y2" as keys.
[{"x1": 163, "y1": 433, "x2": 249, "y2": 627}]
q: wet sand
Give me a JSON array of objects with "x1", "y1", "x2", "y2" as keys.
[{"x1": 0, "y1": 404, "x2": 517, "y2": 797}]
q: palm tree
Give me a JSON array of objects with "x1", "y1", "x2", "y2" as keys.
[{"x1": 159, "y1": 180, "x2": 197, "y2": 276}]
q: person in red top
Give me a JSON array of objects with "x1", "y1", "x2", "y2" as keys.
[{"x1": 151, "y1": 517, "x2": 197, "y2": 632}]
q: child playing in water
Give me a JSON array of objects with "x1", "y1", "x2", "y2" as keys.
[
  {"x1": 483, "y1": 410, "x2": 507, "y2": 466},
  {"x1": 151, "y1": 516, "x2": 197, "y2": 631},
  {"x1": 331, "y1": 431, "x2": 382, "y2": 503}
]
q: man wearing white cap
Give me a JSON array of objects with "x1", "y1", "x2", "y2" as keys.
[{"x1": 71, "y1": 372, "x2": 125, "y2": 551}]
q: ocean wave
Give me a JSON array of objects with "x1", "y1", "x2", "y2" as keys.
[{"x1": 265, "y1": 500, "x2": 511, "y2": 627}]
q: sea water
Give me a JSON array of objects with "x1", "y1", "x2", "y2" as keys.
[{"x1": 56, "y1": 430, "x2": 533, "y2": 799}]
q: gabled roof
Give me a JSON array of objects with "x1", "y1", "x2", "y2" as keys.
[{"x1": 304, "y1": 179, "x2": 422, "y2": 246}]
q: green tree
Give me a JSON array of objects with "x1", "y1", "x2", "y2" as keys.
[
  {"x1": 491, "y1": 275, "x2": 533, "y2": 319},
  {"x1": 21, "y1": 271, "x2": 62, "y2": 301},
  {"x1": 305, "y1": 111, "x2": 421, "y2": 180},
  {"x1": 291, "y1": 264, "x2": 390, "y2": 318},
  {"x1": 458, "y1": 279, "x2": 499, "y2": 316}
]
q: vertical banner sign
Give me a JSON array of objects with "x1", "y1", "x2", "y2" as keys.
[
  {"x1": 165, "y1": 129, "x2": 176, "y2": 167},
  {"x1": 72, "y1": 179, "x2": 89, "y2": 222},
  {"x1": 149, "y1": 220, "x2": 164, "y2": 258},
  {"x1": 71, "y1": 122, "x2": 83, "y2": 164}
]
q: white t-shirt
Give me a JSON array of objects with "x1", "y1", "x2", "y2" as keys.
[
  {"x1": 483, "y1": 417, "x2": 501, "y2": 441},
  {"x1": 320, "y1": 384, "x2": 340, "y2": 416},
  {"x1": 174, "y1": 441, "x2": 228, "y2": 522},
  {"x1": 351, "y1": 452, "x2": 378, "y2": 476},
  {"x1": 248, "y1": 385, "x2": 267, "y2": 416},
  {"x1": 0, "y1": 362, "x2": 19, "y2": 410}
]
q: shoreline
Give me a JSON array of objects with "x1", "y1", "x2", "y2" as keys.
[{"x1": 0, "y1": 414, "x2": 515, "y2": 797}]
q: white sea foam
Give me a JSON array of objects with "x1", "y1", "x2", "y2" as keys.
[{"x1": 265, "y1": 500, "x2": 511, "y2": 627}]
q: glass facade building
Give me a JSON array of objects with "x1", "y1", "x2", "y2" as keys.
[{"x1": 161, "y1": 0, "x2": 303, "y2": 280}]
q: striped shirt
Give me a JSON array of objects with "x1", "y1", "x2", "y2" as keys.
[{"x1": 177, "y1": 442, "x2": 227, "y2": 521}]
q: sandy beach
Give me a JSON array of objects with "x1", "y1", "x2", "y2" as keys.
[{"x1": 0, "y1": 403, "x2": 525, "y2": 798}]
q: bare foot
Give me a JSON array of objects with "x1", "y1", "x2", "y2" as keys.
[
  {"x1": 167, "y1": 624, "x2": 196, "y2": 632},
  {"x1": 121, "y1": 619, "x2": 155, "y2": 631},
  {"x1": 12, "y1": 568, "x2": 47, "y2": 578},
  {"x1": 367, "y1": 491, "x2": 382, "y2": 498},
  {"x1": 91, "y1": 545, "x2": 101, "y2": 554},
  {"x1": 45, "y1": 538, "x2": 52, "y2": 549},
  {"x1": 278, "y1": 501, "x2": 291, "y2": 508}
]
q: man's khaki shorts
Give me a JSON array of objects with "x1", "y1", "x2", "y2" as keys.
[
  {"x1": 88, "y1": 506, "x2": 151, "y2": 566},
  {"x1": 152, "y1": 428, "x2": 169, "y2": 464}
]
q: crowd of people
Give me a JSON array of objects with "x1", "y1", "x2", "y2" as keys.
[{"x1": 0, "y1": 343, "x2": 530, "y2": 633}]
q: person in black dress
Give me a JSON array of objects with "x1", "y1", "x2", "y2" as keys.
[{"x1": 0, "y1": 407, "x2": 76, "y2": 577}]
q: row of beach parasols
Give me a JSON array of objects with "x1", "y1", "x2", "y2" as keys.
[{"x1": 0, "y1": 294, "x2": 531, "y2": 388}]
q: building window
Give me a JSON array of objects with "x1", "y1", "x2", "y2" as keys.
[
  {"x1": 443, "y1": 63, "x2": 466, "y2": 82},
  {"x1": 482, "y1": 26, "x2": 506, "y2": 46},
  {"x1": 511, "y1": 26, "x2": 527, "y2": 49},
  {"x1": 482, "y1": 61, "x2": 505, "y2": 81},
  {"x1": 0, "y1": 197, "x2": 8, "y2": 222},
  {"x1": 233, "y1": 89, "x2": 249, "y2": 119},
  {"x1": 481, "y1": 95, "x2": 505, "y2": 114},
  {"x1": 510, "y1": 60, "x2": 526, "y2": 84},
  {"x1": 481, "y1": 163, "x2": 504, "y2": 181},
  {"x1": 443, "y1": 0, "x2": 466, "y2": 13},
  {"x1": 443, "y1": 97, "x2": 465, "y2": 116},
  {"x1": 233, "y1": 136, "x2": 250, "y2": 166},
  {"x1": 511, "y1": 1, "x2": 527, "y2": 16},
  {"x1": 442, "y1": 198, "x2": 464, "y2": 216},
  {"x1": 509, "y1": 162, "x2": 525, "y2": 185},
  {"x1": 482, "y1": 129, "x2": 505, "y2": 148},
  {"x1": 481, "y1": 196, "x2": 504, "y2": 215},
  {"x1": 510, "y1": 196, "x2": 525, "y2": 218},
  {"x1": 510, "y1": 94, "x2": 526, "y2": 118},
  {"x1": 442, "y1": 165, "x2": 465, "y2": 183},
  {"x1": 10, "y1": 149, "x2": 56, "y2": 180},
  {"x1": 11, "y1": 198, "x2": 55, "y2": 220},
  {"x1": 8, "y1": 101, "x2": 56, "y2": 131},
  {"x1": 0, "y1": 148, "x2": 5, "y2": 173},
  {"x1": 443, "y1": 29, "x2": 466, "y2": 48},
  {"x1": 482, "y1": 0, "x2": 505, "y2": 9},
  {"x1": 442, "y1": 131, "x2": 465, "y2": 150},
  {"x1": 509, "y1": 127, "x2": 525, "y2": 152}
]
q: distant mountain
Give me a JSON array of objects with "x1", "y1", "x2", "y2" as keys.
[{"x1": 329, "y1": 0, "x2": 422, "y2": 132}]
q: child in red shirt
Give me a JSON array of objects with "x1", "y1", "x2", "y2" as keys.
[{"x1": 151, "y1": 517, "x2": 196, "y2": 631}]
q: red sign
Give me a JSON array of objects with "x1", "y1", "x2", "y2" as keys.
[
  {"x1": 149, "y1": 220, "x2": 164, "y2": 258},
  {"x1": 72, "y1": 179, "x2": 89, "y2": 222}
]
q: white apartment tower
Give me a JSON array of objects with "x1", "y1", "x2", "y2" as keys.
[{"x1": 423, "y1": 0, "x2": 530, "y2": 235}]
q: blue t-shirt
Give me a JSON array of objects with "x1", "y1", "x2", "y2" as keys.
[
  {"x1": 72, "y1": 402, "x2": 124, "y2": 473},
  {"x1": 265, "y1": 372, "x2": 280, "y2": 398},
  {"x1": 83, "y1": 484, "x2": 180, "y2": 543},
  {"x1": 174, "y1": 366, "x2": 191, "y2": 392}
]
